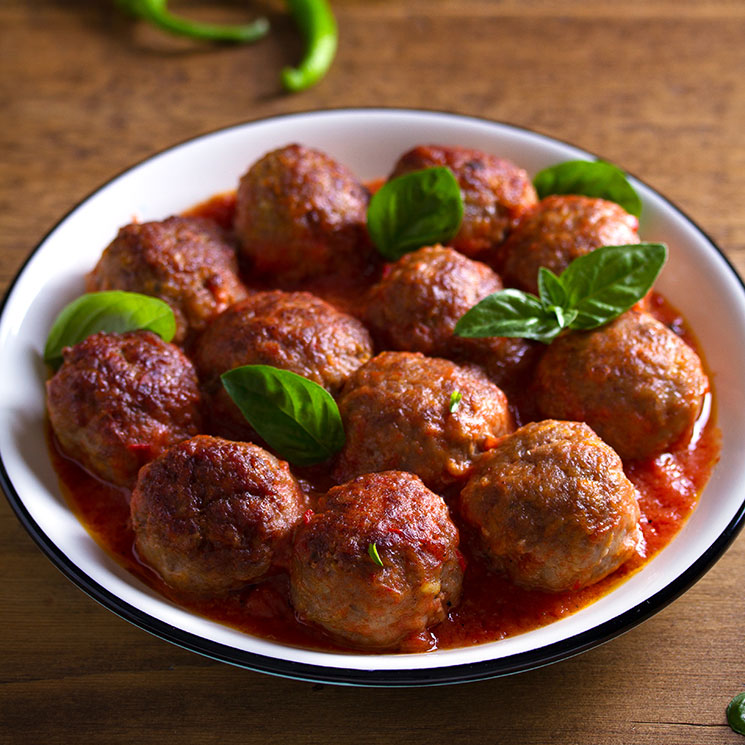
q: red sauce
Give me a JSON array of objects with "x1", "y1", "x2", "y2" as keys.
[
  {"x1": 48, "y1": 190, "x2": 722, "y2": 654},
  {"x1": 182, "y1": 191, "x2": 237, "y2": 232}
]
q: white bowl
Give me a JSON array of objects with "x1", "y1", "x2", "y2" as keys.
[{"x1": 2, "y1": 109, "x2": 745, "y2": 686}]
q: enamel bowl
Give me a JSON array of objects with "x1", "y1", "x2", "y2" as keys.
[{"x1": 2, "y1": 109, "x2": 745, "y2": 686}]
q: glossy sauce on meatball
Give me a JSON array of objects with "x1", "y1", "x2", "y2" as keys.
[
  {"x1": 131, "y1": 436, "x2": 308, "y2": 596},
  {"x1": 460, "y1": 420, "x2": 642, "y2": 592},
  {"x1": 194, "y1": 290, "x2": 373, "y2": 436},
  {"x1": 365, "y1": 244, "x2": 539, "y2": 390},
  {"x1": 235, "y1": 144, "x2": 378, "y2": 284},
  {"x1": 87, "y1": 216, "x2": 247, "y2": 345},
  {"x1": 46, "y1": 331, "x2": 202, "y2": 487},
  {"x1": 290, "y1": 471, "x2": 463, "y2": 650},
  {"x1": 334, "y1": 351, "x2": 514, "y2": 492},
  {"x1": 534, "y1": 310, "x2": 709, "y2": 460},
  {"x1": 498, "y1": 195, "x2": 640, "y2": 294},
  {"x1": 389, "y1": 145, "x2": 537, "y2": 256}
]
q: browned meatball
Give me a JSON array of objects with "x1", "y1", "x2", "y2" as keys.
[
  {"x1": 194, "y1": 290, "x2": 373, "y2": 436},
  {"x1": 460, "y1": 420, "x2": 642, "y2": 592},
  {"x1": 131, "y1": 436, "x2": 308, "y2": 596},
  {"x1": 533, "y1": 311, "x2": 709, "y2": 461},
  {"x1": 290, "y1": 471, "x2": 462, "y2": 650},
  {"x1": 86, "y1": 216, "x2": 247, "y2": 344},
  {"x1": 389, "y1": 145, "x2": 537, "y2": 256},
  {"x1": 365, "y1": 244, "x2": 538, "y2": 389},
  {"x1": 235, "y1": 144, "x2": 377, "y2": 284},
  {"x1": 333, "y1": 352, "x2": 513, "y2": 492},
  {"x1": 498, "y1": 195, "x2": 640, "y2": 294},
  {"x1": 46, "y1": 331, "x2": 202, "y2": 487}
]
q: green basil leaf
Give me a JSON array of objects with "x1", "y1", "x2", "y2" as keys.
[
  {"x1": 221, "y1": 365, "x2": 345, "y2": 466},
  {"x1": 533, "y1": 159, "x2": 642, "y2": 218},
  {"x1": 454, "y1": 289, "x2": 562, "y2": 343},
  {"x1": 537, "y1": 267, "x2": 567, "y2": 309},
  {"x1": 550, "y1": 305, "x2": 578, "y2": 329},
  {"x1": 449, "y1": 390, "x2": 463, "y2": 413},
  {"x1": 537, "y1": 267, "x2": 575, "y2": 327},
  {"x1": 366, "y1": 166, "x2": 464, "y2": 260},
  {"x1": 44, "y1": 290, "x2": 176, "y2": 370},
  {"x1": 561, "y1": 243, "x2": 667, "y2": 330}
]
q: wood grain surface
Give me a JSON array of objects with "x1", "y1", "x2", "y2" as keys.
[{"x1": 2, "y1": 1, "x2": 745, "y2": 743}]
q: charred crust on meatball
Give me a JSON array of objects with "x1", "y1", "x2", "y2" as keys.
[
  {"x1": 497, "y1": 195, "x2": 640, "y2": 294},
  {"x1": 131, "y1": 435, "x2": 308, "y2": 597},
  {"x1": 234, "y1": 144, "x2": 379, "y2": 284},
  {"x1": 46, "y1": 330, "x2": 203, "y2": 488},
  {"x1": 193, "y1": 290, "x2": 373, "y2": 438},
  {"x1": 533, "y1": 310, "x2": 708, "y2": 460},
  {"x1": 364, "y1": 244, "x2": 540, "y2": 390},
  {"x1": 290, "y1": 471, "x2": 463, "y2": 650},
  {"x1": 460, "y1": 419, "x2": 642, "y2": 592},
  {"x1": 333, "y1": 351, "x2": 514, "y2": 491},
  {"x1": 389, "y1": 145, "x2": 537, "y2": 256},
  {"x1": 86, "y1": 216, "x2": 247, "y2": 345}
]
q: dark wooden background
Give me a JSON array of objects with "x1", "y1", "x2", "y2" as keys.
[{"x1": 2, "y1": 2, "x2": 745, "y2": 742}]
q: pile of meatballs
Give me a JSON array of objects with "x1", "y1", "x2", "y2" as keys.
[{"x1": 45, "y1": 143, "x2": 709, "y2": 652}]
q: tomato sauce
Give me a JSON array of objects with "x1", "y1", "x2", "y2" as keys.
[{"x1": 49, "y1": 190, "x2": 721, "y2": 654}]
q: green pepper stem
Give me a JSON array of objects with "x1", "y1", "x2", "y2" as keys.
[
  {"x1": 281, "y1": 0, "x2": 338, "y2": 92},
  {"x1": 120, "y1": 0, "x2": 269, "y2": 43}
]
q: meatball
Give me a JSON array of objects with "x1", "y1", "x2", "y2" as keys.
[
  {"x1": 290, "y1": 471, "x2": 462, "y2": 650},
  {"x1": 365, "y1": 244, "x2": 538, "y2": 389},
  {"x1": 389, "y1": 145, "x2": 537, "y2": 256},
  {"x1": 86, "y1": 216, "x2": 247, "y2": 344},
  {"x1": 498, "y1": 195, "x2": 640, "y2": 294},
  {"x1": 333, "y1": 352, "x2": 513, "y2": 492},
  {"x1": 46, "y1": 331, "x2": 202, "y2": 487},
  {"x1": 235, "y1": 144, "x2": 377, "y2": 284},
  {"x1": 194, "y1": 290, "x2": 373, "y2": 436},
  {"x1": 131, "y1": 436, "x2": 308, "y2": 596},
  {"x1": 533, "y1": 311, "x2": 708, "y2": 460},
  {"x1": 460, "y1": 420, "x2": 642, "y2": 592}
]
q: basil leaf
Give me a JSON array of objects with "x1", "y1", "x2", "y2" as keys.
[
  {"x1": 561, "y1": 243, "x2": 667, "y2": 330},
  {"x1": 449, "y1": 390, "x2": 463, "y2": 413},
  {"x1": 537, "y1": 267, "x2": 567, "y2": 308},
  {"x1": 454, "y1": 289, "x2": 562, "y2": 343},
  {"x1": 366, "y1": 166, "x2": 464, "y2": 260},
  {"x1": 44, "y1": 290, "x2": 176, "y2": 370},
  {"x1": 550, "y1": 305, "x2": 578, "y2": 329},
  {"x1": 220, "y1": 365, "x2": 345, "y2": 467},
  {"x1": 533, "y1": 159, "x2": 642, "y2": 218},
  {"x1": 537, "y1": 268, "x2": 574, "y2": 327}
]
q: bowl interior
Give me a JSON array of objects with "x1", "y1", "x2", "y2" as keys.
[{"x1": 2, "y1": 109, "x2": 745, "y2": 682}]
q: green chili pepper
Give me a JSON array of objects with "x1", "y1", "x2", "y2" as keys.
[
  {"x1": 117, "y1": 0, "x2": 269, "y2": 43},
  {"x1": 727, "y1": 692, "x2": 745, "y2": 735},
  {"x1": 117, "y1": 0, "x2": 337, "y2": 92},
  {"x1": 281, "y1": 0, "x2": 338, "y2": 92}
]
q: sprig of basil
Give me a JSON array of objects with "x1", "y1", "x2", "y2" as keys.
[
  {"x1": 533, "y1": 159, "x2": 643, "y2": 218},
  {"x1": 455, "y1": 289, "x2": 562, "y2": 343},
  {"x1": 559, "y1": 243, "x2": 667, "y2": 328},
  {"x1": 221, "y1": 365, "x2": 345, "y2": 467},
  {"x1": 454, "y1": 243, "x2": 667, "y2": 344},
  {"x1": 366, "y1": 166, "x2": 464, "y2": 260},
  {"x1": 44, "y1": 290, "x2": 176, "y2": 370}
]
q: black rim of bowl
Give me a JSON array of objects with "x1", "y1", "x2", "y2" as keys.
[{"x1": 2, "y1": 108, "x2": 745, "y2": 687}]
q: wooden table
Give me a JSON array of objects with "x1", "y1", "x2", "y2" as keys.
[{"x1": 2, "y1": 1, "x2": 745, "y2": 742}]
